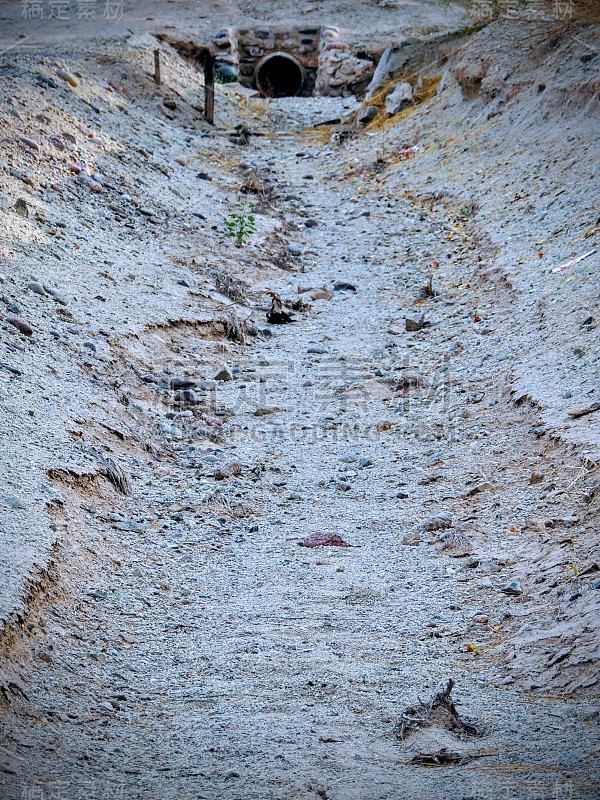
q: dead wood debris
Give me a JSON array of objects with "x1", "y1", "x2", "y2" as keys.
[
  {"x1": 418, "y1": 274, "x2": 436, "y2": 300},
  {"x1": 396, "y1": 679, "x2": 478, "y2": 740},
  {"x1": 299, "y1": 531, "x2": 350, "y2": 548},
  {"x1": 222, "y1": 311, "x2": 247, "y2": 344},
  {"x1": 266, "y1": 292, "x2": 293, "y2": 324},
  {"x1": 94, "y1": 451, "x2": 132, "y2": 496},
  {"x1": 409, "y1": 747, "x2": 476, "y2": 766}
]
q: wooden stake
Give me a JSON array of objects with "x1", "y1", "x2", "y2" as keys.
[
  {"x1": 153, "y1": 49, "x2": 161, "y2": 86},
  {"x1": 204, "y1": 53, "x2": 215, "y2": 125}
]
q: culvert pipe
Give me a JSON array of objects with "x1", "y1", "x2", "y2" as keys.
[{"x1": 255, "y1": 51, "x2": 305, "y2": 97}]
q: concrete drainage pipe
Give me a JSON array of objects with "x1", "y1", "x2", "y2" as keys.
[{"x1": 255, "y1": 52, "x2": 305, "y2": 97}]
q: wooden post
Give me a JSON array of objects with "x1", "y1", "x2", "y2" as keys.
[
  {"x1": 153, "y1": 49, "x2": 161, "y2": 86},
  {"x1": 204, "y1": 52, "x2": 215, "y2": 125}
]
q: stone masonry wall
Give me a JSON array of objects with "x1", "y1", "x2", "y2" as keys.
[{"x1": 211, "y1": 25, "x2": 375, "y2": 97}]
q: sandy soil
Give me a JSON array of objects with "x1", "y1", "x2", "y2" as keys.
[{"x1": 0, "y1": 2, "x2": 599, "y2": 798}]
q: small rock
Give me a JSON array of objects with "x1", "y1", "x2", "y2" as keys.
[
  {"x1": 287, "y1": 243, "x2": 302, "y2": 257},
  {"x1": 175, "y1": 389, "x2": 198, "y2": 405},
  {"x1": 385, "y1": 82, "x2": 413, "y2": 115},
  {"x1": 402, "y1": 532, "x2": 421, "y2": 546},
  {"x1": 114, "y1": 520, "x2": 146, "y2": 532},
  {"x1": 215, "y1": 64, "x2": 238, "y2": 83},
  {"x1": 10, "y1": 169, "x2": 36, "y2": 189},
  {"x1": 170, "y1": 376, "x2": 196, "y2": 390},
  {"x1": 405, "y1": 315, "x2": 425, "y2": 332},
  {"x1": 333, "y1": 282, "x2": 356, "y2": 292},
  {"x1": 466, "y1": 481, "x2": 494, "y2": 497},
  {"x1": 529, "y1": 472, "x2": 544, "y2": 485},
  {"x1": 533, "y1": 424, "x2": 551, "y2": 437},
  {"x1": 388, "y1": 326, "x2": 403, "y2": 335},
  {"x1": 45, "y1": 287, "x2": 68, "y2": 305},
  {"x1": 14, "y1": 199, "x2": 28, "y2": 218},
  {"x1": 5, "y1": 496, "x2": 25, "y2": 509},
  {"x1": 213, "y1": 365, "x2": 233, "y2": 382},
  {"x1": 6, "y1": 316, "x2": 33, "y2": 335},
  {"x1": 307, "y1": 347, "x2": 327, "y2": 354},
  {"x1": 376, "y1": 420, "x2": 392, "y2": 432},
  {"x1": 19, "y1": 136, "x2": 39, "y2": 152},
  {"x1": 568, "y1": 402, "x2": 600, "y2": 419},
  {"x1": 161, "y1": 423, "x2": 182, "y2": 438},
  {"x1": 358, "y1": 105, "x2": 378, "y2": 125},
  {"x1": 501, "y1": 580, "x2": 523, "y2": 596},
  {"x1": 310, "y1": 290, "x2": 332, "y2": 301},
  {"x1": 56, "y1": 68, "x2": 79, "y2": 87},
  {"x1": 76, "y1": 175, "x2": 104, "y2": 193},
  {"x1": 3, "y1": 299, "x2": 20, "y2": 314},
  {"x1": 423, "y1": 514, "x2": 453, "y2": 531},
  {"x1": 299, "y1": 531, "x2": 350, "y2": 548},
  {"x1": 28, "y1": 281, "x2": 46, "y2": 296},
  {"x1": 98, "y1": 701, "x2": 115, "y2": 713},
  {"x1": 198, "y1": 379, "x2": 217, "y2": 391},
  {"x1": 254, "y1": 406, "x2": 281, "y2": 416},
  {"x1": 472, "y1": 613, "x2": 489, "y2": 624},
  {"x1": 108, "y1": 78, "x2": 135, "y2": 101}
]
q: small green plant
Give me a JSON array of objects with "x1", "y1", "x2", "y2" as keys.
[{"x1": 226, "y1": 200, "x2": 256, "y2": 245}]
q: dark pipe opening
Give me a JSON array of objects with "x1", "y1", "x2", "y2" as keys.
[{"x1": 255, "y1": 52, "x2": 305, "y2": 98}]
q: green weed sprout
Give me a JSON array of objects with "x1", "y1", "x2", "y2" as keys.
[{"x1": 226, "y1": 200, "x2": 257, "y2": 246}]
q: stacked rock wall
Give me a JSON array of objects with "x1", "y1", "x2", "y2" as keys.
[{"x1": 315, "y1": 27, "x2": 375, "y2": 97}]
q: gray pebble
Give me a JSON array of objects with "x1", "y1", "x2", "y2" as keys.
[
  {"x1": 501, "y1": 580, "x2": 523, "y2": 595},
  {"x1": 113, "y1": 520, "x2": 146, "y2": 532},
  {"x1": 161, "y1": 423, "x2": 182, "y2": 438},
  {"x1": 28, "y1": 281, "x2": 46, "y2": 296},
  {"x1": 213, "y1": 365, "x2": 233, "y2": 382},
  {"x1": 5, "y1": 495, "x2": 25, "y2": 509}
]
